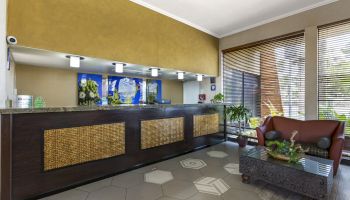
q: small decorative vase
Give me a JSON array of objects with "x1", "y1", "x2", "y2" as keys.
[{"x1": 237, "y1": 135, "x2": 248, "y2": 148}]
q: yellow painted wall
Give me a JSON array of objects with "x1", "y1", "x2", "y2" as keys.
[
  {"x1": 15, "y1": 64, "x2": 183, "y2": 107},
  {"x1": 7, "y1": 0, "x2": 219, "y2": 76}
]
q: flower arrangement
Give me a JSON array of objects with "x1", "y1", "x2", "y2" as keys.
[
  {"x1": 78, "y1": 79, "x2": 101, "y2": 106},
  {"x1": 266, "y1": 131, "x2": 308, "y2": 163},
  {"x1": 107, "y1": 90, "x2": 122, "y2": 105}
]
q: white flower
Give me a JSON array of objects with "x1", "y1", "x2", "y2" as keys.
[
  {"x1": 79, "y1": 92, "x2": 86, "y2": 99},
  {"x1": 89, "y1": 91, "x2": 95, "y2": 98},
  {"x1": 80, "y1": 79, "x2": 87, "y2": 87}
]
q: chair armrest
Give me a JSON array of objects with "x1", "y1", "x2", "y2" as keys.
[
  {"x1": 256, "y1": 116, "x2": 273, "y2": 146},
  {"x1": 329, "y1": 122, "x2": 345, "y2": 175}
]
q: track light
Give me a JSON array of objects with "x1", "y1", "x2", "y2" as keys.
[
  {"x1": 66, "y1": 55, "x2": 84, "y2": 68},
  {"x1": 197, "y1": 74, "x2": 203, "y2": 82},
  {"x1": 151, "y1": 68, "x2": 159, "y2": 77},
  {"x1": 113, "y1": 63, "x2": 125, "y2": 73},
  {"x1": 177, "y1": 72, "x2": 184, "y2": 80}
]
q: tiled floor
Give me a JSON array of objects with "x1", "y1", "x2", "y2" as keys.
[{"x1": 40, "y1": 142, "x2": 350, "y2": 200}]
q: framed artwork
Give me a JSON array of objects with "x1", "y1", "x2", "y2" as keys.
[
  {"x1": 108, "y1": 76, "x2": 143, "y2": 104},
  {"x1": 77, "y1": 73, "x2": 102, "y2": 106},
  {"x1": 146, "y1": 79, "x2": 162, "y2": 103}
]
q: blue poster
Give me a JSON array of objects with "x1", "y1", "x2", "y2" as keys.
[
  {"x1": 108, "y1": 76, "x2": 143, "y2": 104},
  {"x1": 146, "y1": 79, "x2": 162, "y2": 103},
  {"x1": 77, "y1": 73, "x2": 102, "y2": 106}
]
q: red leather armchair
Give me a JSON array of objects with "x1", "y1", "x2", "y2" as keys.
[{"x1": 256, "y1": 116, "x2": 345, "y2": 175}]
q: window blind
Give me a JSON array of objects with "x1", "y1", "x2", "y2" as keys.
[
  {"x1": 319, "y1": 20, "x2": 350, "y2": 135},
  {"x1": 223, "y1": 33, "x2": 305, "y2": 120}
]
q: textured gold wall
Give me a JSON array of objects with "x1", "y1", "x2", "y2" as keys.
[
  {"x1": 7, "y1": 0, "x2": 219, "y2": 76},
  {"x1": 15, "y1": 64, "x2": 184, "y2": 106},
  {"x1": 44, "y1": 122, "x2": 125, "y2": 171},
  {"x1": 141, "y1": 117, "x2": 184, "y2": 149},
  {"x1": 193, "y1": 113, "x2": 219, "y2": 137}
]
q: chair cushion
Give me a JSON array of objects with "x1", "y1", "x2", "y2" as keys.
[
  {"x1": 265, "y1": 130, "x2": 282, "y2": 140},
  {"x1": 317, "y1": 137, "x2": 331, "y2": 150},
  {"x1": 300, "y1": 143, "x2": 329, "y2": 159}
]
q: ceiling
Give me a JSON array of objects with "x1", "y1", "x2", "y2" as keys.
[
  {"x1": 130, "y1": 0, "x2": 337, "y2": 38},
  {"x1": 11, "y1": 46, "x2": 208, "y2": 81}
]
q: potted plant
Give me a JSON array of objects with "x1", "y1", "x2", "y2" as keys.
[
  {"x1": 226, "y1": 105, "x2": 250, "y2": 147},
  {"x1": 147, "y1": 93, "x2": 156, "y2": 104},
  {"x1": 211, "y1": 93, "x2": 224, "y2": 103}
]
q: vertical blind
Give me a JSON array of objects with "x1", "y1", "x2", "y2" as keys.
[
  {"x1": 319, "y1": 20, "x2": 350, "y2": 135},
  {"x1": 223, "y1": 33, "x2": 305, "y2": 120}
]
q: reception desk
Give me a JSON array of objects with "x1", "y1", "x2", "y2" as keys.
[{"x1": 0, "y1": 104, "x2": 226, "y2": 200}]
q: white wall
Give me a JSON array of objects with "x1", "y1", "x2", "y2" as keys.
[
  {"x1": 183, "y1": 81, "x2": 199, "y2": 104},
  {"x1": 0, "y1": 0, "x2": 7, "y2": 107}
]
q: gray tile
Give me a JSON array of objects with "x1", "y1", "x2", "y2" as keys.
[
  {"x1": 126, "y1": 183, "x2": 162, "y2": 200},
  {"x1": 200, "y1": 164, "x2": 230, "y2": 178},
  {"x1": 172, "y1": 168, "x2": 203, "y2": 182},
  {"x1": 112, "y1": 171, "x2": 144, "y2": 188},
  {"x1": 87, "y1": 186, "x2": 126, "y2": 200},
  {"x1": 222, "y1": 187, "x2": 261, "y2": 200},
  {"x1": 163, "y1": 180, "x2": 198, "y2": 200},
  {"x1": 156, "y1": 197, "x2": 181, "y2": 200},
  {"x1": 223, "y1": 175, "x2": 260, "y2": 192},
  {"x1": 46, "y1": 189, "x2": 88, "y2": 200},
  {"x1": 41, "y1": 142, "x2": 346, "y2": 200},
  {"x1": 77, "y1": 178, "x2": 112, "y2": 192},
  {"x1": 187, "y1": 193, "x2": 221, "y2": 200}
]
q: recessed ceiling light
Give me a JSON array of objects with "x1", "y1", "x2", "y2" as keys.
[
  {"x1": 113, "y1": 63, "x2": 125, "y2": 73},
  {"x1": 177, "y1": 71, "x2": 184, "y2": 80}
]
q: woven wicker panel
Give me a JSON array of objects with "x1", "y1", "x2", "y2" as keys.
[
  {"x1": 141, "y1": 117, "x2": 184, "y2": 149},
  {"x1": 44, "y1": 123, "x2": 125, "y2": 171},
  {"x1": 194, "y1": 113, "x2": 219, "y2": 137}
]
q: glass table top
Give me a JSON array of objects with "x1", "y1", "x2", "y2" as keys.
[{"x1": 241, "y1": 146, "x2": 333, "y2": 177}]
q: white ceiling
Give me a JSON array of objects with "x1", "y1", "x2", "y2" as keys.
[
  {"x1": 130, "y1": 0, "x2": 337, "y2": 38},
  {"x1": 11, "y1": 46, "x2": 208, "y2": 81}
]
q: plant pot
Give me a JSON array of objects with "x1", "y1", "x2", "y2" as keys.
[{"x1": 237, "y1": 135, "x2": 248, "y2": 148}]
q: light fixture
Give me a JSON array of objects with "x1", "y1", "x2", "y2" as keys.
[
  {"x1": 66, "y1": 55, "x2": 84, "y2": 68},
  {"x1": 197, "y1": 74, "x2": 203, "y2": 82},
  {"x1": 113, "y1": 63, "x2": 125, "y2": 73},
  {"x1": 150, "y1": 68, "x2": 159, "y2": 77},
  {"x1": 177, "y1": 72, "x2": 184, "y2": 80}
]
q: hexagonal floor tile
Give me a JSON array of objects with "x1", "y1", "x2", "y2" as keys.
[
  {"x1": 144, "y1": 170, "x2": 174, "y2": 184},
  {"x1": 163, "y1": 179, "x2": 198, "y2": 200},
  {"x1": 206, "y1": 151, "x2": 228, "y2": 158},
  {"x1": 180, "y1": 158, "x2": 207, "y2": 169},
  {"x1": 224, "y1": 163, "x2": 241, "y2": 175},
  {"x1": 126, "y1": 183, "x2": 162, "y2": 200},
  {"x1": 194, "y1": 177, "x2": 230, "y2": 196},
  {"x1": 86, "y1": 186, "x2": 126, "y2": 200}
]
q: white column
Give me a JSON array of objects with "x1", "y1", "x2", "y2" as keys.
[
  {"x1": 305, "y1": 26, "x2": 318, "y2": 120},
  {"x1": 0, "y1": 0, "x2": 7, "y2": 107}
]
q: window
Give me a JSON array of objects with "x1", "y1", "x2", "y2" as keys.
[
  {"x1": 223, "y1": 34, "x2": 305, "y2": 120},
  {"x1": 319, "y1": 20, "x2": 350, "y2": 135}
]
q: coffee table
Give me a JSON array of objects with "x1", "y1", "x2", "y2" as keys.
[{"x1": 239, "y1": 146, "x2": 333, "y2": 200}]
